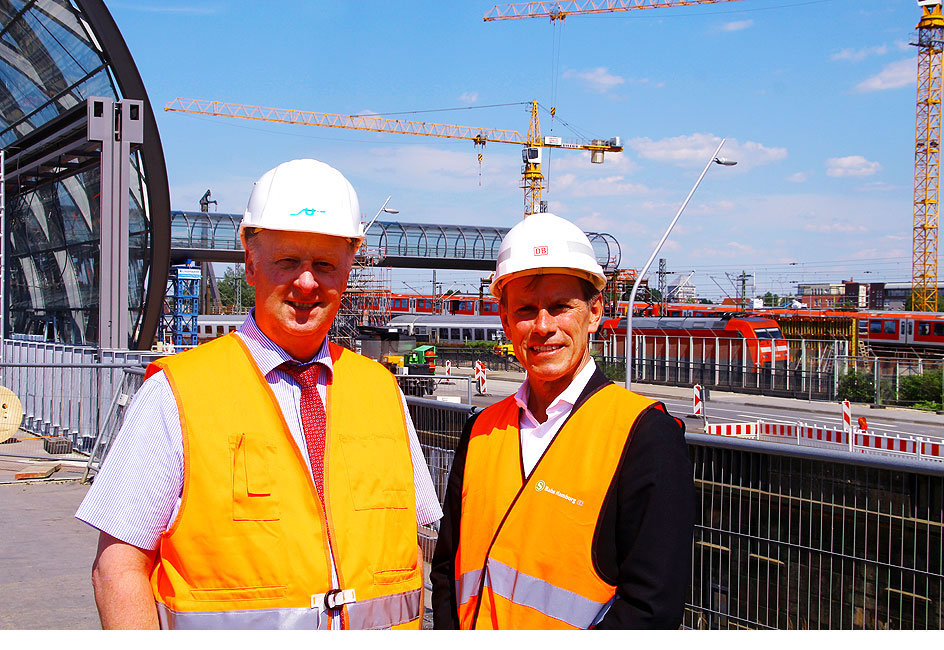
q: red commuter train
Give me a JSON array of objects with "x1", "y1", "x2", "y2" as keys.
[{"x1": 598, "y1": 315, "x2": 789, "y2": 367}]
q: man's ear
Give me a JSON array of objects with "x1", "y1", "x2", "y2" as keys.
[
  {"x1": 244, "y1": 247, "x2": 257, "y2": 287},
  {"x1": 587, "y1": 293, "x2": 604, "y2": 334}
]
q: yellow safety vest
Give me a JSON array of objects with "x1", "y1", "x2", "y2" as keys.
[
  {"x1": 456, "y1": 384, "x2": 655, "y2": 629},
  {"x1": 148, "y1": 333, "x2": 422, "y2": 629}
]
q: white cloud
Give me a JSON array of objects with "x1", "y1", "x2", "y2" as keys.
[
  {"x1": 787, "y1": 172, "x2": 808, "y2": 183},
  {"x1": 552, "y1": 173, "x2": 648, "y2": 197},
  {"x1": 803, "y1": 221, "x2": 867, "y2": 233},
  {"x1": 853, "y1": 58, "x2": 914, "y2": 92},
  {"x1": 629, "y1": 133, "x2": 787, "y2": 170},
  {"x1": 563, "y1": 67, "x2": 625, "y2": 93},
  {"x1": 832, "y1": 45, "x2": 888, "y2": 62},
  {"x1": 826, "y1": 155, "x2": 881, "y2": 177},
  {"x1": 458, "y1": 91, "x2": 478, "y2": 104},
  {"x1": 337, "y1": 144, "x2": 519, "y2": 194},
  {"x1": 721, "y1": 20, "x2": 753, "y2": 32}
]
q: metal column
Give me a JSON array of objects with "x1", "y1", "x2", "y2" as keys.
[{"x1": 87, "y1": 97, "x2": 144, "y2": 350}]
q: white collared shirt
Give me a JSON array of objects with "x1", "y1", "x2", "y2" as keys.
[{"x1": 514, "y1": 359, "x2": 598, "y2": 478}]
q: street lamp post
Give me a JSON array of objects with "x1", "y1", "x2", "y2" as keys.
[{"x1": 624, "y1": 138, "x2": 736, "y2": 391}]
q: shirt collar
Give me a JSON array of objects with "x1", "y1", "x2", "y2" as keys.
[
  {"x1": 236, "y1": 309, "x2": 334, "y2": 381},
  {"x1": 513, "y1": 358, "x2": 597, "y2": 417}
]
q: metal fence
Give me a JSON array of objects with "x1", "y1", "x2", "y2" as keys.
[
  {"x1": 0, "y1": 340, "x2": 157, "y2": 454},
  {"x1": 687, "y1": 434, "x2": 943, "y2": 629}
]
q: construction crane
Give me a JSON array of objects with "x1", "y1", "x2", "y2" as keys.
[
  {"x1": 913, "y1": 0, "x2": 944, "y2": 312},
  {"x1": 163, "y1": 98, "x2": 622, "y2": 217},
  {"x1": 483, "y1": 0, "x2": 744, "y2": 22}
]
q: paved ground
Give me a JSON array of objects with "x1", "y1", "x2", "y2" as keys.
[{"x1": 0, "y1": 462, "x2": 98, "y2": 630}]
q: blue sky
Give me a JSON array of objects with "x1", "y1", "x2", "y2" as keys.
[{"x1": 110, "y1": 0, "x2": 925, "y2": 301}]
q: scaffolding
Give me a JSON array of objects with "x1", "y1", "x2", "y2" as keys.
[
  {"x1": 159, "y1": 264, "x2": 201, "y2": 348},
  {"x1": 331, "y1": 245, "x2": 392, "y2": 351}
]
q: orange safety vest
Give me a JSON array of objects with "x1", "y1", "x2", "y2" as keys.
[
  {"x1": 456, "y1": 383, "x2": 656, "y2": 629},
  {"x1": 147, "y1": 333, "x2": 422, "y2": 629}
]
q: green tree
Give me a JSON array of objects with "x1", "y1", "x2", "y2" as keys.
[
  {"x1": 218, "y1": 266, "x2": 254, "y2": 310},
  {"x1": 838, "y1": 370, "x2": 874, "y2": 403},
  {"x1": 899, "y1": 370, "x2": 943, "y2": 406},
  {"x1": 761, "y1": 291, "x2": 781, "y2": 307}
]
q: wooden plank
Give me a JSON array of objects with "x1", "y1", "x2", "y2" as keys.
[{"x1": 14, "y1": 463, "x2": 61, "y2": 480}]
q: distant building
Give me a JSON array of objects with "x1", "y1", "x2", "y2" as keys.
[
  {"x1": 667, "y1": 275, "x2": 696, "y2": 302},
  {"x1": 882, "y1": 282, "x2": 944, "y2": 310},
  {"x1": 796, "y1": 282, "x2": 846, "y2": 308}
]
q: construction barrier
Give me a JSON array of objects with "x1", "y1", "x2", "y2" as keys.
[
  {"x1": 474, "y1": 360, "x2": 487, "y2": 395},
  {"x1": 705, "y1": 422, "x2": 757, "y2": 437},
  {"x1": 708, "y1": 419, "x2": 943, "y2": 463},
  {"x1": 692, "y1": 384, "x2": 703, "y2": 417}
]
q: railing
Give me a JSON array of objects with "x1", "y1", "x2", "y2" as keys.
[
  {"x1": 0, "y1": 340, "x2": 157, "y2": 453},
  {"x1": 686, "y1": 434, "x2": 943, "y2": 629}
]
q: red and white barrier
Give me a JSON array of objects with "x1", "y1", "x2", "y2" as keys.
[
  {"x1": 693, "y1": 384, "x2": 703, "y2": 417},
  {"x1": 705, "y1": 422, "x2": 757, "y2": 437},
  {"x1": 444, "y1": 360, "x2": 452, "y2": 378},
  {"x1": 708, "y1": 418, "x2": 943, "y2": 463},
  {"x1": 842, "y1": 400, "x2": 851, "y2": 433},
  {"x1": 474, "y1": 360, "x2": 487, "y2": 395}
]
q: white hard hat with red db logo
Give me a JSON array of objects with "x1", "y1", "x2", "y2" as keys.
[
  {"x1": 240, "y1": 159, "x2": 364, "y2": 241},
  {"x1": 489, "y1": 212, "x2": 606, "y2": 298}
]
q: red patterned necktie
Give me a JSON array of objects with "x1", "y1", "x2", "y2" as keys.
[{"x1": 281, "y1": 362, "x2": 327, "y2": 504}]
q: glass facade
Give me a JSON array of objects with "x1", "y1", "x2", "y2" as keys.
[{"x1": 0, "y1": 0, "x2": 169, "y2": 348}]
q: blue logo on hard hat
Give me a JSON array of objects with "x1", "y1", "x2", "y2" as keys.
[{"x1": 290, "y1": 208, "x2": 327, "y2": 216}]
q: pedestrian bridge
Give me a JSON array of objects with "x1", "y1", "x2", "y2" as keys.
[{"x1": 170, "y1": 211, "x2": 621, "y2": 271}]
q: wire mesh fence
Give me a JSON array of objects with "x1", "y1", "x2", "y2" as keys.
[{"x1": 686, "y1": 435, "x2": 944, "y2": 629}]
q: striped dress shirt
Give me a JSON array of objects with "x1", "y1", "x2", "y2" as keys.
[{"x1": 76, "y1": 312, "x2": 442, "y2": 551}]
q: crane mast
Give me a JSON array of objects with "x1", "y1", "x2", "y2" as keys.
[{"x1": 913, "y1": 0, "x2": 944, "y2": 312}]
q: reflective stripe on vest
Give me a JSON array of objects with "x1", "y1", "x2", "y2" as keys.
[
  {"x1": 347, "y1": 588, "x2": 421, "y2": 629},
  {"x1": 157, "y1": 588, "x2": 421, "y2": 630},
  {"x1": 456, "y1": 568, "x2": 484, "y2": 607},
  {"x1": 459, "y1": 560, "x2": 608, "y2": 629},
  {"x1": 157, "y1": 602, "x2": 329, "y2": 630}
]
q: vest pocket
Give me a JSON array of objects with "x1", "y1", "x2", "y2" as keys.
[
  {"x1": 231, "y1": 433, "x2": 280, "y2": 521},
  {"x1": 190, "y1": 585, "x2": 288, "y2": 602},
  {"x1": 335, "y1": 430, "x2": 410, "y2": 511}
]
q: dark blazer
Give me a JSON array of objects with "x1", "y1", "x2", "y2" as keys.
[{"x1": 430, "y1": 366, "x2": 696, "y2": 629}]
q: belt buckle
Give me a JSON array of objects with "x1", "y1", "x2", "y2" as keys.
[{"x1": 312, "y1": 588, "x2": 354, "y2": 613}]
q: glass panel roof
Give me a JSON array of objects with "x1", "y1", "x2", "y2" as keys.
[{"x1": 0, "y1": 0, "x2": 116, "y2": 148}]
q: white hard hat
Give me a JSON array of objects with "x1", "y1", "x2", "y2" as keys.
[
  {"x1": 240, "y1": 159, "x2": 363, "y2": 240},
  {"x1": 490, "y1": 212, "x2": 607, "y2": 298}
]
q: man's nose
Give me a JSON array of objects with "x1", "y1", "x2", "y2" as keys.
[
  {"x1": 293, "y1": 267, "x2": 318, "y2": 292},
  {"x1": 533, "y1": 308, "x2": 555, "y2": 335}
]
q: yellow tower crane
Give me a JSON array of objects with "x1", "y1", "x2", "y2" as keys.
[
  {"x1": 163, "y1": 98, "x2": 622, "y2": 217},
  {"x1": 913, "y1": 0, "x2": 944, "y2": 313},
  {"x1": 483, "y1": 0, "x2": 744, "y2": 22}
]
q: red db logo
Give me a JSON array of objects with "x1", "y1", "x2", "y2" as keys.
[{"x1": 533, "y1": 246, "x2": 548, "y2": 256}]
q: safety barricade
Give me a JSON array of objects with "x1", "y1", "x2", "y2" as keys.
[
  {"x1": 705, "y1": 422, "x2": 757, "y2": 438},
  {"x1": 711, "y1": 418, "x2": 944, "y2": 464}
]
